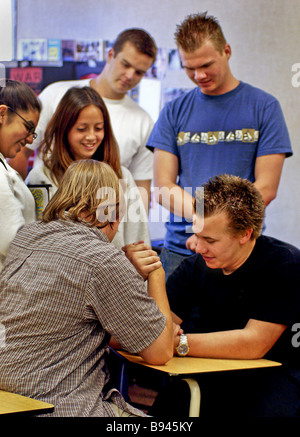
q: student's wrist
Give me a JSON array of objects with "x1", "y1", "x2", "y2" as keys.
[{"x1": 148, "y1": 265, "x2": 165, "y2": 280}]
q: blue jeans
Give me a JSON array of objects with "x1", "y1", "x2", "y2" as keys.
[{"x1": 160, "y1": 247, "x2": 188, "y2": 281}]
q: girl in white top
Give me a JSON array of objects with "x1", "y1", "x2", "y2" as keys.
[
  {"x1": 26, "y1": 86, "x2": 150, "y2": 250},
  {"x1": 0, "y1": 80, "x2": 40, "y2": 270}
]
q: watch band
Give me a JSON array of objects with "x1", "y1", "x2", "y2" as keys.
[{"x1": 176, "y1": 333, "x2": 189, "y2": 356}]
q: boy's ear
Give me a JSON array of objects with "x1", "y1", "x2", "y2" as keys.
[
  {"x1": 106, "y1": 48, "x2": 115, "y2": 62},
  {"x1": 239, "y1": 228, "x2": 253, "y2": 245}
]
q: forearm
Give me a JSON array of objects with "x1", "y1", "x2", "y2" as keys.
[
  {"x1": 139, "y1": 267, "x2": 174, "y2": 364},
  {"x1": 253, "y1": 153, "x2": 285, "y2": 206},
  {"x1": 184, "y1": 318, "x2": 286, "y2": 360},
  {"x1": 135, "y1": 179, "x2": 151, "y2": 214},
  {"x1": 154, "y1": 181, "x2": 194, "y2": 220},
  {"x1": 148, "y1": 267, "x2": 172, "y2": 321},
  {"x1": 253, "y1": 181, "x2": 277, "y2": 206},
  {"x1": 153, "y1": 149, "x2": 194, "y2": 220},
  {"x1": 186, "y1": 329, "x2": 261, "y2": 359}
]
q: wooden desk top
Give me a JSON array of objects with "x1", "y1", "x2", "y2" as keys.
[
  {"x1": 0, "y1": 390, "x2": 54, "y2": 415},
  {"x1": 118, "y1": 350, "x2": 282, "y2": 375}
]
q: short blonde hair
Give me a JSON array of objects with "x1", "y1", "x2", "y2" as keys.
[
  {"x1": 174, "y1": 12, "x2": 227, "y2": 54},
  {"x1": 43, "y1": 160, "x2": 122, "y2": 228}
]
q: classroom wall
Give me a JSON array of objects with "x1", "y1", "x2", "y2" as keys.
[{"x1": 16, "y1": 0, "x2": 300, "y2": 247}]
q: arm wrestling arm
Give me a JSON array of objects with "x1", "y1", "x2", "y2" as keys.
[
  {"x1": 153, "y1": 149, "x2": 194, "y2": 220},
  {"x1": 139, "y1": 267, "x2": 174, "y2": 364},
  {"x1": 253, "y1": 153, "x2": 285, "y2": 206},
  {"x1": 135, "y1": 179, "x2": 151, "y2": 214},
  {"x1": 122, "y1": 242, "x2": 174, "y2": 364},
  {"x1": 173, "y1": 316, "x2": 286, "y2": 359}
]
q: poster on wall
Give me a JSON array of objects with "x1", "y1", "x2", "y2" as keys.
[
  {"x1": 47, "y1": 39, "x2": 62, "y2": 62},
  {"x1": 74, "y1": 40, "x2": 104, "y2": 62},
  {"x1": 62, "y1": 39, "x2": 105, "y2": 63},
  {"x1": 9, "y1": 67, "x2": 43, "y2": 94},
  {"x1": 17, "y1": 39, "x2": 48, "y2": 62},
  {"x1": 62, "y1": 40, "x2": 77, "y2": 61}
]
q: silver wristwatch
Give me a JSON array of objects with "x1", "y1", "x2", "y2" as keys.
[{"x1": 176, "y1": 334, "x2": 189, "y2": 357}]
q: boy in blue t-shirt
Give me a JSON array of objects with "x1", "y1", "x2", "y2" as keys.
[{"x1": 147, "y1": 12, "x2": 292, "y2": 279}]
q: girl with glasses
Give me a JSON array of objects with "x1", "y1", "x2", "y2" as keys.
[{"x1": 0, "y1": 79, "x2": 41, "y2": 270}]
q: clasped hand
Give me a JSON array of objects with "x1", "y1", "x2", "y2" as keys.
[{"x1": 122, "y1": 240, "x2": 162, "y2": 280}]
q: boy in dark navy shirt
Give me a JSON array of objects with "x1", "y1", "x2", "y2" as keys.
[{"x1": 152, "y1": 174, "x2": 300, "y2": 417}]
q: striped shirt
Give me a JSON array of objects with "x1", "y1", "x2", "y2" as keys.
[{"x1": 0, "y1": 219, "x2": 166, "y2": 416}]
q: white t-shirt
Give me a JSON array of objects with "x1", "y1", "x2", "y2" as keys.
[
  {"x1": 0, "y1": 153, "x2": 36, "y2": 270},
  {"x1": 29, "y1": 79, "x2": 154, "y2": 181}
]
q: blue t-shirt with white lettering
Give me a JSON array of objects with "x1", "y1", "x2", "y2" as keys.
[{"x1": 148, "y1": 82, "x2": 292, "y2": 254}]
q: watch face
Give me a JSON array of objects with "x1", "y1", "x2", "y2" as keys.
[{"x1": 178, "y1": 344, "x2": 188, "y2": 355}]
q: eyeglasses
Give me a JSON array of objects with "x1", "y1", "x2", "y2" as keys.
[{"x1": 6, "y1": 106, "x2": 38, "y2": 140}]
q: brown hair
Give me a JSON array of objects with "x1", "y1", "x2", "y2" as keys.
[
  {"x1": 193, "y1": 174, "x2": 265, "y2": 239},
  {"x1": 174, "y1": 12, "x2": 227, "y2": 54},
  {"x1": 41, "y1": 86, "x2": 122, "y2": 185},
  {"x1": 43, "y1": 159, "x2": 122, "y2": 228},
  {"x1": 113, "y1": 28, "x2": 157, "y2": 62},
  {"x1": 0, "y1": 79, "x2": 41, "y2": 117}
]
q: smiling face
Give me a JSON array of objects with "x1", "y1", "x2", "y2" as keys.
[
  {"x1": 193, "y1": 211, "x2": 254, "y2": 275},
  {"x1": 0, "y1": 107, "x2": 39, "y2": 159},
  {"x1": 179, "y1": 40, "x2": 235, "y2": 96},
  {"x1": 67, "y1": 105, "x2": 105, "y2": 161},
  {"x1": 104, "y1": 41, "x2": 154, "y2": 98}
]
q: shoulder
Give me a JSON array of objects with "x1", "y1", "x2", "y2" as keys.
[
  {"x1": 0, "y1": 160, "x2": 9, "y2": 179},
  {"x1": 15, "y1": 220, "x2": 120, "y2": 264},
  {"x1": 0, "y1": 163, "x2": 11, "y2": 191},
  {"x1": 239, "y1": 81, "x2": 278, "y2": 104},
  {"x1": 255, "y1": 235, "x2": 300, "y2": 265},
  {"x1": 39, "y1": 79, "x2": 90, "y2": 100},
  {"x1": 123, "y1": 95, "x2": 146, "y2": 111},
  {"x1": 0, "y1": 160, "x2": 19, "y2": 185},
  {"x1": 168, "y1": 253, "x2": 205, "y2": 282},
  {"x1": 89, "y1": 236, "x2": 141, "y2": 280},
  {"x1": 115, "y1": 95, "x2": 153, "y2": 119},
  {"x1": 120, "y1": 165, "x2": 134, "y2": 181},
  {"x1": 26, "y1": 165, "x2": 55, "y2": 186}
]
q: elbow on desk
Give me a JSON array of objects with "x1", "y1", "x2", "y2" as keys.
[{"x1": 139, "y1": 347, "x2": 173, "y2": 366}]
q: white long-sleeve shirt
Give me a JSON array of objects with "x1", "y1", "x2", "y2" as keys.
[{"x1": 0, "y1": 153, "x2": 35, "y2": 270}]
